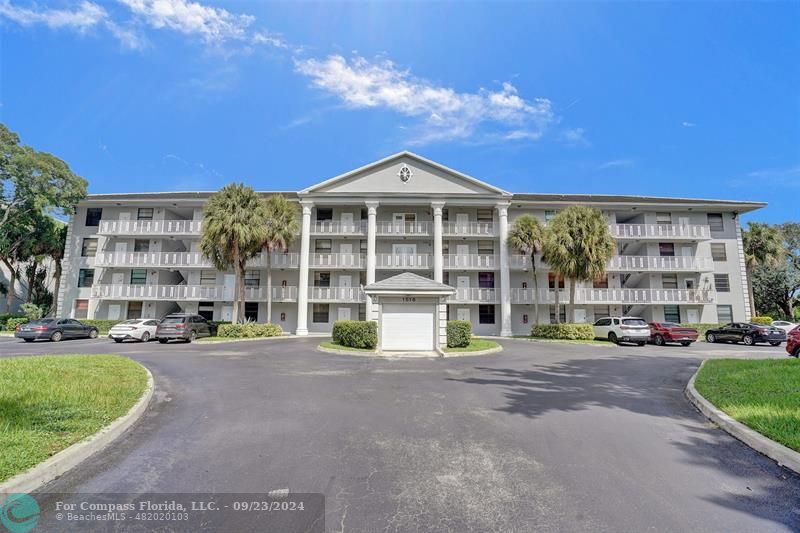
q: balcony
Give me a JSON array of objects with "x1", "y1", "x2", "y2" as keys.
[
  {"x1": 310, "y1": 253, "x2": 366, "y2": 269},
  {"x1": 608, "y1": 255, "x2": 714, "y2": 272},
  {"x1": 611, "y1": 223, "x2": 711, "y2": 241},
  {"x1": 376, "y1": 253, "x2": 432, "y2": 270},
  {"x1": 93, "y1": 284, "x2": 298, "y2": 301},
  {"x1": 311, "y1": 221, "x2": 366, "y2": 236},
  {"x1": 510, "y1": 288, "x2": 715, "y2": 305},
  {"x1": 443, "y1": 254, "x2": 498, "y2": 270},
  {"x1": 98, "y1": 219, "x2": 202, "y2": 236},
  {"x1": 442, "y1": 221, "x2": 494, "y2": 237},
  {"x1": 94, "y1": 251, "x2": 299, "y2": 269},
  {"x1": 376, "y1": 221, "x2": 430, "y2": 237},
  {"x1": 308, "y1": 286, "x2": 365, "y2": 303},
  {"x1": 244, "y1": 286, "x2": 298, "y2": 302},
  {"x1": 447, "y1": 288, "x2": 498, "y2": 303},
  {"x1": 510, "y1": 255, "x2": 532, "y2": 270}
]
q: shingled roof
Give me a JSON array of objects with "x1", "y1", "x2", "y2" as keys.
[{"x1": 364, "y1": 272, "x2": 455, "y2": 294}]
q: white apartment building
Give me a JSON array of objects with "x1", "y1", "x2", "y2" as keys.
[{"x1": 58, "y1": 152, "x2": 762, "y2": 344}]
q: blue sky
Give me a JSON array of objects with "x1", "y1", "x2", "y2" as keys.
[{"x1": 1, "y1": 1, "x2": 798, "y2": 223}]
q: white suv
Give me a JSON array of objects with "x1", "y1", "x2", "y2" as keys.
[{"x1": 593, "y1": 317, "x2": 650, "y2": 346}]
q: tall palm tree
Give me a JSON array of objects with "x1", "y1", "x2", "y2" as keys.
[
  {"x1": 507, "y1": 215, "x2": 547, "y2": 326},
  {"x1": 200, "y1": 184, "x2": 268, "y2": 323},
  {"x1": 260, "y1": 194, "x2": 299, "y2": 323},
  {"x1": 542, "y1": 206, "x2": 617, "y2": 323},
  {"x1": 743, "y1": 222, "x2": 784, "y2": 318}
]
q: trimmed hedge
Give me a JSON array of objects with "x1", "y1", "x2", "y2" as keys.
[
  {"x1": 217, "y1": 323, "x2": 283, "y2": 338},
  {"x1": 208, "y1": 321, "x2": 231, "y2": 335},
  {"x1": 447, "y1": 320, "x2": 472, "y2": 348},
  {"x1": 531, "y1": 323, "x2": 594, "y2": 340},
  {"x1": 332, "y1": 320, "x2": 377, "y2": 349},
  {"x1": 80, "y1": 320, "x2": 122, "y2": 334},
  {"x1": 751, "y1": 316, "x2": 773, "y2": 325},
  {"x1": 680, "y1": 323, "x2": 724, "y2": 339},
  {"x1": 5, "y1": 317, "x2": 29, "y2": 331},
  {"x1": 0, "y1": 313, "x2": 25, "y2": 326}
]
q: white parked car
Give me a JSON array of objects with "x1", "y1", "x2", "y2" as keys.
[
  {"x1": 592, "y1": 316, "x2": 651, "y2": 346},
  {"x1": 771, "y1": 320, "x2": 798, "y2": 334},
  {"x1": 108, "y1": 319, "x2": 160, "y2": 343}
]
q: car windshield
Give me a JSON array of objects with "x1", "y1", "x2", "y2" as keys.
[
  {"x1": 27, "y1": 319, "x2": 55, "y2": 325},
  {"x1": 161, "y1": 317, "x2": 185, "y2": 324},
  {"x1": 121, "y1": 320, "x2": 142, "y2": 325},
  {"x1": 622, "y1": 319, "x2": 647, "y2": 326}
]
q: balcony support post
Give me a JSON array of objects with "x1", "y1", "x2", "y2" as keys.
[
  {"x1": 295, "y1": 200, "x2": 313, "y2": 335},
  {"x1": 365, "y1": 201, "x2": 379, "y2": 321},
  {"x1": 496, "y1": 203, "x2": 513, "y2": 336},
  {"x1": 432, "y1": 201, "x2": 445, "y2": 283}
]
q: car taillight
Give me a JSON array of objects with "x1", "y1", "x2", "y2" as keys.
[
  {"x1": 15, "y1": 324, "x2": 21, "y2": 331},
  {"x1": 756, "y1": 328, "x2": 768, "y2": 334},
  {"x1": 31, "y1": 326, "x2": 47, "y2": 331},
  {"x1": 175, "y1": 323, "x2": 185, "y2": 329}
]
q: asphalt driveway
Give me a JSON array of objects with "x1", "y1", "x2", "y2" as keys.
[{"x1": 1, "y1": 336, "x2": 798, "y2": 531}]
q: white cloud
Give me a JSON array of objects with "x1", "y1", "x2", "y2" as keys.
[
  {"x1": 294, "y1": 55, "x2": 557, "y2": 144},
  {"x1": 561, "y1": 127, "x2": 589, "y2": 145},
  {"x1": 681, "y1": 121, "x2": 696, "y2": 127},
  {"x1": 119, "y1": 0, "x2": 253, "y2": 42},
  {"x1": 597, "y1": 158, "x2": 634, "y2": 170}
]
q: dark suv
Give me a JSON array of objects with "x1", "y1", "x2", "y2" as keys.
[{"x1": 156, "y1": 314, "x2": 212, "y2": 343}]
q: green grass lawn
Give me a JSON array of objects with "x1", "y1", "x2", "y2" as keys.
[
  {"x1": 195, "y1": 336, "x2": 282, "y2": 343},
  {"x1": 694, "y1": 359, "x2": 800, "y2": 452},
  {"x1": 0, "y1": 354, "x2": 148, "y2": 482},
  {"x1": 443, "y1": 338, "x2": 500, "y2": 353},
  {"x1": 319, "y1": 341, "x2": 376, "y2": 353}
]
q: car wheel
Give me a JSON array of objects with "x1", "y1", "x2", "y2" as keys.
[
  {"x1": 743, "y1": 334, "x2": 754, "y2": 346},
  {"x1": 794, "y1": 347, "x2": 800, "y2": 358},
  {"x1": 114, "y1": 338, "x2": 123, "y2": 343},
  {"x1": 158, "y1": 338, "x2": 168, "y2": 344},
  {"x1": 23, "y1": 338, "x2": 34, "y2": 343},
  {"x1": 50, "y1": 331, "x2": 63, "y2": 342},
  {"x1": 654, "y1": 334, "x2": 665, "y2": 346},
  {"x1": 141, "y1": 332, "x2": 150, "y2": 342},
  {"x1": 88, "y1": 329, "x2": 98, "y2": 339},
  {"x1": 608, "y1": 332, "x2": 619, "y2": 344},
  {"x1": 637, "y1": 341, "x2": 646, "y2": 347},
  {"x1": 706, "y1": 333, "x2": 716, "y2": 343},
  {"x1": 769, "y1": 341, "x2": 781, "y2": 346},
  {"x1": 681, "y1": 341, "x2": 692, "y2": 347}
]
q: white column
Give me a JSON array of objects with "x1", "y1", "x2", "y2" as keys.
[
  {"x1": 295, "y1": 200, "x2": 313, "y2": 335},
  {"x1": 365, "y1": 201, "x2": 379, "y2": 320},
  {"x1": 432, "y1": 201, "x2": 445, "y2": 283},
  {"x1": 497, "y1": 203, "x2": 513, "y2": 336}
]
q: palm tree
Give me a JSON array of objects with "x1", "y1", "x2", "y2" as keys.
[
  {"x1": 743, "y1": 222, "x2": 784, "y2": 318},
  {"x1": 260, "y1": 194, "x2": 299, "y2": 323},
  {"x1": 542, "y1": 206, "x2": 617, "y2": 323},
  {"x1": 507, "y1": 215, "x2": 547, "y2": 326},
  {"x1": 200, "y1": 184, "x2": 268, "y2": 323}
]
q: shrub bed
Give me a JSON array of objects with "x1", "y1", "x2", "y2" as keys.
[
  {"x1": 751, "y1": 316, "x2": 774, "y2": 325},
  {"x1": 447, "y1": 320, "x2": 472, "y2": 348},
  {"x1": 680, "y1": 323, "x2": 724, "y2": 339},
  {"x1": 5, "y1": 317, "x2": 29, "y2": 331},
  {"x1": 0, "y1": 313, "x2": 25, "y2": 329},
  {"x1": 81, "y1": 320, "x2": 122, "y2": 334},
  {"x1": 531, "y1": 323, "x2": 594, "y2": 340},
  {"x1": 332, "y1": 320, "x2": 377, "y2": 349},
  {"x1": 217, "y1": 323, "x2": 283, "y2": 338}
]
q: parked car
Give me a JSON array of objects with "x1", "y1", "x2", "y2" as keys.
[
  {"x1": 786, "y1": 326, "x2": 800, "y2": 358},
  {"x1": 108, "y1": 319, "x2": 160, "y2": 343},
  {"x1": 15, "y1": 318, "x2": 99, "y2": 342},
  {"x1": 648, "y1": 322, "x2": 698, "y2": 346},
  {"x1": 156, "y1": 314, "x2": 211, "y2": 343},
  {"x1": 705, "y1": 323, "x2": 786, "y2": 346},
  {"x1": 592, "y1": 317, "x2": 651, "y2": 345},
  {"x1": 771, "y1": 320, "x2": 798, "y2": 334}
]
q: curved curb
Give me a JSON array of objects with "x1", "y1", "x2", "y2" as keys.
[
  {"x1": 442, "y1": 345, "x2": 503, "y2": 357},
  {"x1": 0, "y1": 363, "x2": 155, "y2": 498},
  {"x1": 685, "y1": 360, "x2": 800, "y2": 475},
  {"x1": 317, "y1": 344, "x2": 378, "y2": 357}
]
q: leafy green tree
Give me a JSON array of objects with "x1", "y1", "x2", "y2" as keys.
[
  {"x1": 751, "y1": 263, "x2": 800, "y2": 319},
  {"x1": 542, "y1": 206, "x2": 617, "y2": 323},
  {"x1": 260, "y1": 195, "x2": 299, "y2": 323},
  {"x1": 507, "y1": 215, "x2": 547, "y2": 326},
  {"x1": 200, "y1": 184, "x2": 268, "y2": 323},
  {"x1": 742, "y1": 222, "x2": 784, "y2": 318}
]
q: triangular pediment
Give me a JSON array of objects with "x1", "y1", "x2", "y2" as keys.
[{"x1": 302, "y1": 152, "x2": 510, "y2": 196}]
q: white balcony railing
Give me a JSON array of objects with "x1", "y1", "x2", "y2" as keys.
[
  {"x1": 447, "y1": 288, "x2": 498, "y2": 303},
  {"x1": 98, "y1": 219, "x2": 202, "y2": 236},
  {"x1": 376, "y1": 221, "x2": 430, "y2": 236},
  {"x1": 376, "y1": 253, "x2": 432, "y2": 269},
  {"x1": 312, "y1": 221, "x2": 367, "y2": 235},
  {"x1": 308, "y1": 286, "x2": 365, "y2": 302},
  {"x1": 244, "y1": 286, "x2": 298, "y2": 302},
  {"x1": 510, "y1": 288, "x2": 714, "y2": 305},
  {"x1": 94, "y1": 251, "x2": 299, "y2": 269},
  {"x1": 608, "y1": 255, "x2": 714, "y2": 272},
  {"x1": 310, "y1": 253, "x2": 366, "y2": 269},
  {"x1": 442, "y1": 254, "x2": 499, "y2": 270},
  {"x1": 610, "y1": 223, "x2": 711, "y2": 240},
  {"x1": 509, "y1": 255, "x2": 532, "y2": 270},
  {"x1": 92, "y1": 284, "x2": 298, "y2": 302},
  {"x1": 442, "y1": 221, "x2": 494, "y2": 237}
]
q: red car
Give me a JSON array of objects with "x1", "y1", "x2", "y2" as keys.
[
  {"x1": 787, "y1": 326, "x2": 800, "y2": 358},
  {"x1": 648, "y1": 322, "x2": 699, "y2": 346}
]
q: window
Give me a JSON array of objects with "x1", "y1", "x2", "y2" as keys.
[
  {"x1": 656, "y1": 212, "x2": 672, "y2": 225},
  {"x1": 710, "y1": 243, "x2": 727, "y2": 261},
  {"x1": 477, "y1": 208, "x2": 493, "y2": 222},
  {"x1": 81, "y1": 238, "x2": 98, "y2": 257},
  {"x1": 358, "y1": 304, "x2": 366, "y2": 321},
  {"x1": 442, "y1": 242, "x2": 450, "y2": 254},
  {"x1": 662, "y1": 274, "x2": 678, "y2": 289},
  {"x1": 659, "y1": 243, "x2": 675, "y2": 257},
  {"x1": 244, "y1": 302, "x2": 259, "y2": 322},
  {"x1": 714, "y1": 274, "x2": 730, "y2": 292},
  {"x1": 137, "y1": 208, "x2": 154, "y2": 220},
  {"x1": 85, "y1": 208, "x2": 102, "y2": 227},
  {"x1": 664, "y1": 305, "x2": 681, "y2": 323},
  {"x1": 244, "y1": 271, "x2": 260, "y2": 287},
  {"x1": 74, "y1": 299, "x2": 89, "y2": 319},
  {"x1": 198, "y1": 301, "x2": 214, "y2": 320},
  {"x1": 594, "y1": 317, "x2": 612, "y2": 326},
  {"x1": 200, "y1": 271, "x2": 217, "y2": 286},
  {"x1": 78, "y1": 269, "x2": 94, "y2": 288},
  {"x1": 708, "y1": 213, "x2": 724, "y2": 233},
  {"x1": 130, "y1": 269, "x2": 147, "y2": 285},
  {"x1": 478, "y1": 272, "x2": 495, "y2": 288},
  {"x1": 549, "y1": 305, "x2": 566, "y2": 324},
  {"x1": 134, "y1": 239, "x2": 150, "y2": 252},
  {"x1": 315, "y1": 239, "x2": 332, "y2": 253},
  {"x1": 479, "y1": 304, "x2": 495, "y2": 324},
  {"x1": 442, "y1": 272, "x2": 450, "y2": 285},
  {"x1": 717, "y1": 304, "x2": 733, "y2": 323},
  {"x1": 127, "y1": 301, "x2": 143, "y2": 319},
  {"x1": 595, "y1": 306, "x2": 611, "y2": 319},
  {"x1": 477, "y1": 240, "x2": 494, "y2": 255},
  {"x1": 442, "y1": 208, "x2": 449, "y2": 221},
  {"x1": 316, "y1": 208, "x2": 333, "y2": 221},
  {"x1": 545, "y1": 210, "x2": 557, "y2": 224},
  {"x1": 548, "y1": 273, "x2": 565, "y2": 289},
  {"x1": 360, "y1": 208, "x2": 367, "y2": 221},
  {"x1": 314, "y1": 272, "x2": 331, "y2": 287},
  {"x1": 593, "y1": 275, "x2": 608, "y2": 289},
  {"x1": 313, "y1": 304, "x2": 329, "y2": 323},
  {"x1": 360, "y1": 240, "x2": 367, "y2": 253}
]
